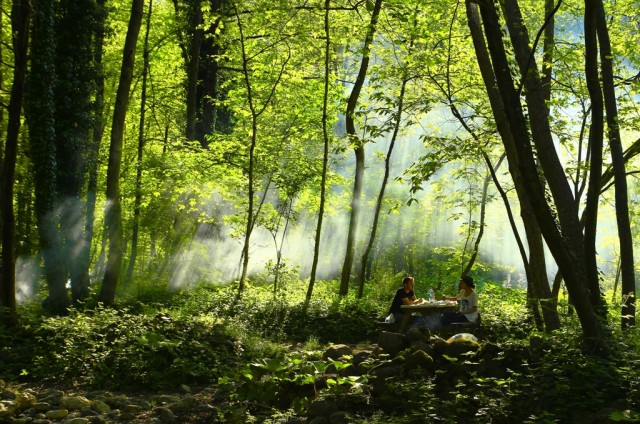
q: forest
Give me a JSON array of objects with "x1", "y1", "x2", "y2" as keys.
[{"x1": 0, "y1": 0, "x2": 639, "y2": 422}]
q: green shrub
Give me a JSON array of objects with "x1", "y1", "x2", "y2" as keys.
[{"x1": 29, "y1": 306, "x2": 238, "y2": 390}]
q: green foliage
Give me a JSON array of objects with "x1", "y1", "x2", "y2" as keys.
[
  {"x1": 28, "y1": 306, "x2": 238, "y2": 390},
  {"x1": 2, "y1": 276, "x2": 640, "y2": 422}
]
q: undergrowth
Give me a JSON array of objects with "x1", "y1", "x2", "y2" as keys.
[{"x1": 0, "y1": 278, "x2": 638, "y2": 422}]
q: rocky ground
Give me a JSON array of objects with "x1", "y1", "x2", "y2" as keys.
[{"x1": 0, "y1": 328, "x2": 488, "y2": 424}]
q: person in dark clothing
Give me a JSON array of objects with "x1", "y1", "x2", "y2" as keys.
[{"x1": 388, "y1": 276, "x2": 425, "y2": 323}]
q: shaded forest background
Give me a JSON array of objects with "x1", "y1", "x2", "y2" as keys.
[{"x1": 0, "y1": 0, "x2": 638, "y2": 351}]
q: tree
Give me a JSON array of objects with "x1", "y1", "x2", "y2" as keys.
[
  {"x1": 471, "y1": 0, "x2": 605, "y2": 349},
  {"x1": 175, "y1": 0, "x2": 231, "y2": 147},
  {"x1": 127, "y1": 0, "x2": 154, "y2": 282},
  {"x1": 307, "y1": 0, "x2": 332, "y2": 301},
  {"x1": 25, "y1": 0, "x2": 68, "y2": 314},
  {"x1": 594, "y1": 0, "x2": 636, "y2": 329},
  {"x1": 78, "y1": 0, "x2": 108, "y2": 295},
  {"x1": 465, "y1": 0, "x2": 560, "y2": 332},
  {"x1": 0, "y1": 0, "x2": 30, "y2": 326},
  {"x1": 100, "y1": 0, "x2": 145, "y2": 305},
  {"x1": 54, "y1": 0, "x2": 105, "y2": 304},
  {"x1": 231, "y1": 0, "x2": 291, "y2": 294},
  {"x1": 339, "y1": 0, "x2": 383, "y2": 296}
]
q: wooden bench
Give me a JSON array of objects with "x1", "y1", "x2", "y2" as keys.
[{"x1": 441, "y1": 312, "x2": 482, "y2": 337}]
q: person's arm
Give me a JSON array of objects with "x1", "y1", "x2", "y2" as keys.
[
  {"x1": 402, "y1": 293, "x2": 425, "y2": 305},
  {"x1": 441, "y1": 290, "x2": 462, "y2": 302}
]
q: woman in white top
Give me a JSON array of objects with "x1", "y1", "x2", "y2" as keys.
[{"x1": 440, "y1": 275, "x2": 479, "y2": 324}]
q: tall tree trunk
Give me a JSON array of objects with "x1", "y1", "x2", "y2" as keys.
[
  {"x1": 26, "y1": 0, "x2": 69, "y2": 315},
  {"x1": 0, "y1": 0, "x2": 30, "y2": 326},
  {"x1": 595, "y1": 0, "x2": 635, "y2": 328},
  {"x1": 475, "y1": 1, "x2": 604, "y2": 349},
  {"x1": 184, "y1": 1, "x2": 203, "y2": 142},
  {"x1": 582, "y1": 0, "x2": 606, "y2": 312},
  {"x1": 100, "y1": 0, "x2": 145, "y2": 305},
  {"x1": 55, "y1": 0, "x2": 103, "y2": 304},
  {"x1": 306, "y1": 0, "x2": 332, "y2": 301},
  {"x1": 195, "y1": 0, "x2": 229, "y2": 143},
  {"x1": 79, "y1": 0, "x2": 108, "y2": 290},
  {"x1": 339, "y1": 0, "x2": 383, "y2": 295},
  {"x1": 127, "y1": 0, "x2": 154, "y2": 282},
  {"x1": 465, "y1": 2, "x2": 560, "y2": 332}
]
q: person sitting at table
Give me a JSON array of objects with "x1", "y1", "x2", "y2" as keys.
[
  {"x1": 387, "y1": 276, "x2": 425, "y2": 324},
  {"x1": 440, "y1": 275, "x2": 479, "y2": 325}
]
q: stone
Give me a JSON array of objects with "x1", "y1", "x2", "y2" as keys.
[
  {"x1": 437, "y1": 336, "x2": 480, "y2": 358},
  {"x1": 447, "y1": 333, "x2": 478, "y2": 343},
  {"x1": 404, "y1": 349, "x2": 434, "y2": 369},
  {"x1": 377, "y1": 331, "x2": 408, "y2": 356},
  {"x1": 33, "y1": 402, "x2": 51, "y2": 412},
  {"x1": 307, "y1": 398, "x2": 338, "y2": 418},
  {"x1": 118, "y1": 412, "x2": 137, "y2": 421},
  {"x1": 15, "y1": 392, "x2": 37, "y2": 409},
  {"x1": 123, "y1": 404, "x2": 144, "y2": 414},
  {"x1": 61, "y1": 396, "x2": 92, "y2": 410},
  {"x1": 0, "y1": 389, "x2": 16, "y2": 400},
  {"x1": 410, "y1": 340, "x2": 434, "y2": 357},
  {"x1": 168, "y1": 396, "x2": 197, "y2": 412},
  {"x1": 46, "y1": 409, "x2": 70, "y2": 419},
  {"x1": 323, "y1": 344, "x2": 352, "y2": 360},
  {"x1": 155, "y1": 395, "x2": 180, "y2": 405},
  {"x1": 0, "y1": 404, "x2": 12, "y2": 419},
  {"x1": 91, "y1": 400, "x2": 110, "y2": 414},
  {"x1": 64, "y1": 418, "x2": 90, "y2": 424},
  {"x1": 329, "y1": 410, "x2": 349, "y2": 423},
  {"x1": 404, "y1": 327, "x2": 428, "y2": 342},
  {"x1": 369, "y1": 363, "x2": 401, "y2": 379},
  {"x1": 155, "y1": 406, "x2": 176, "y2": 423}
]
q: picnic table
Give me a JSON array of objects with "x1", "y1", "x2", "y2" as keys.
[{"x1": 399, "y1": 300, "x2": 458, "y2": 331}]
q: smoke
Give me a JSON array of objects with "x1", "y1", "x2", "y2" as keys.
[{"x1": 16, "y1": 256, "x2": 40, "y2": 304}]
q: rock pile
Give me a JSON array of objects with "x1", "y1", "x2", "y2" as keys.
[
  {"x1": 0, "y1": 383, "x2": 207, "y2": 424},
  {"x1": 0, "y1": 329, "x2": 485, "y2": 424}
]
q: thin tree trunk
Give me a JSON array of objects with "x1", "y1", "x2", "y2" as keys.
[
  {"x1": 307, "y1": 0, "x2": 332, "y2": 301},
  {"x1": 339, "y1": 0, "x2": 383, "y2": 295},
  {"x1": 582, "y1": 0, "x2": 605, "y2": 312},
  {"x1": 79, "y1": 0, "x2": 107, "y2": 291},
  {"x1": 595, "y1": 0, "x2": 635, "y2": 328},
  {"x1": 0, "y1": 0, "x2": 30, "y2": 327},
  {"x1": 127, "y1": 0, "x2": 154, "y2": 282},
  {"x1": 358, "y1": 75, "x2": 408, "y2": 298},
  {"x1": 100, "y1": 0, "x2": 145, "y2": 305},
  {"x1": 462, "y1": 166, "x2": 491, "y2": 277},
  {"x1": 234, "y1": 5, "x2": 289, "y2": 295}
]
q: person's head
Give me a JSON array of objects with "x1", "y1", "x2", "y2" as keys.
[
  {"x1": 460, "y1": 275, "x2": 475, "y2": 289},
  {"x1": 402, "y1": 276, "x2": 415, "y2": 291}
]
